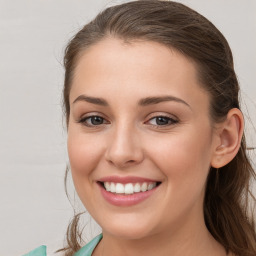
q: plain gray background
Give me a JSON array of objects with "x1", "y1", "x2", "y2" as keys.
[{"x1": 0, "y1": 0, "x2": 255, "y2": 255}]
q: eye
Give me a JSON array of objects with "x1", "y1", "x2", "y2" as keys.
[
  {"x1": 79, "y1": 115, "x2": 108, "y2": 127},
  {"x1": 147, "y1": 116, "x2": 178, "y2": 126}
]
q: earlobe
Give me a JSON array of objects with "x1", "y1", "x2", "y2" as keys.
[{"x1": 211, "y1": 108, "x2": 244, "y2": 168}]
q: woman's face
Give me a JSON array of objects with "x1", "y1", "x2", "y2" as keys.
[{"x1": 68, "y1": 38, "x2": 219, "y2": 239}]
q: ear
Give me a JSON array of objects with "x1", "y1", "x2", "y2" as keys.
[{"x1": 211, "y1": 108, "x2": 244, "y2": 168}]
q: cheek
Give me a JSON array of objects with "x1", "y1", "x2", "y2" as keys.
[
  {"x1": 67, "y1": 131, "x2": 104, "y2": 180},
  {"x1": 67, "y1": 131, "x2": 106, "y2": 210},
  {"x1": 146, "y1": 128, "x2": 213, "y2": 186},
  {"x1": 144, "y1": 129, "x2": 213, "y2": 225}
]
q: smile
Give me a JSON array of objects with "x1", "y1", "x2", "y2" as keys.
[
  {"x1": 97, "y1": 177, "x2": 161, "y2": 206},
  {"x1": 103, "y1": 181, "x2": 158, "y2": 195}
]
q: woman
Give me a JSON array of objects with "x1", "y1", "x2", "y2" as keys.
[{"x1": 24, "y1": 0, "x2": 256, "y2": 255}]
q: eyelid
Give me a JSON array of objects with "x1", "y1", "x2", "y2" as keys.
[
  {"x1": 145, "y1": 112, "x2": 179, "y2": 127},
  {"x1": 77, "y1": 111, "x2": 106, "y2": 121},
  {"x1": 76, "y1": 111, "x2": 179, "y2": 128},
  {"x1": 77, "y1": 112, "x2": 110, "y2": 127},
  {"x1": 146, "y1": 112, "x2": 178, "y2": 121}
]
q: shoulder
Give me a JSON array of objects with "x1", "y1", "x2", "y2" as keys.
[{"x1": 22, "y1": 245, "x2": 47, "y2": 256}]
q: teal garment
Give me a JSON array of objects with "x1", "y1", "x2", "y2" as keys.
[
  {"x1": 22, "y1": 245, "x2": 46, "y2": 256},
  {"x1": 23, "y1": 234, "x2": 102, "y2": 256},
  {"x1": 75, "y1": 233, "x2": 103, "y2": 256}
]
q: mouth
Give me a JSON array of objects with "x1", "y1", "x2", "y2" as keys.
[
  {"x1": 97, "y1": 176, "x2": 162, "y2": 206},
  {"x1": 97, "y1": 181, "x2": 161, "y2": 195}
]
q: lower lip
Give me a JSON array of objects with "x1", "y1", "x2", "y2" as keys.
[{"x1": 98, "y1": 183, "x2": 159, "y2": 206}]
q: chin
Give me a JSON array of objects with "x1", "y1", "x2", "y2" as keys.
[{"x1": 100, "y1": 216, "x2": 157, "y2": 240}]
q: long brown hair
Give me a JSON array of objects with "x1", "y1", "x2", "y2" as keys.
[{"x1": 58, "y1": 1, "x2": 256, "y2": 255}]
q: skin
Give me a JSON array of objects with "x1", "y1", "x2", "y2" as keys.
[{"x1": 67, "y1": 38, "x2": 243, "y2": 256}]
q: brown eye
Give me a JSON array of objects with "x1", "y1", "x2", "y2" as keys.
[
  {"x1": 147, "y1": 116, "x2": 178, "y2": 126},
  {"x1": 80, "y1": 115, "x2": 107, "y2": 126},
  {"x1": 155, "y1": 116, "x2": 171, "y2": 125},
  {"x1": 90, "y1": 116, "x2": 104, "y2": 125}
]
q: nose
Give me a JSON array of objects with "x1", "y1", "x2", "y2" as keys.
[{"x1": 105, "y1": 123, "x2": 144, "y2": 169}]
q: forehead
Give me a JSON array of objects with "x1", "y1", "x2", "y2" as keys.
[
  {"x1": 74, "y1": 38, "x2": 198, "y2": 83},
  {"x1": 70, "y1": 37, "x2": 209, "y2": 111}
]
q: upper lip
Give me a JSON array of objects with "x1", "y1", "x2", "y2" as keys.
[{"x1": 98, "y1": 176, "x2": 160, "y2": 184}]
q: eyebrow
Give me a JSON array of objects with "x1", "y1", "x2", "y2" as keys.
[
  {"x1": 73, "y1": 95, "x2": 108, "y2": 106},
  {"x1": 72, "y1": 94, "x2": 190, "y2": 108},
  {"x1": 138, "y1": 96, "x2": 191, "y2": 108}
]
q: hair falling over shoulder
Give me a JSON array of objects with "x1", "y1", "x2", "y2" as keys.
[{"x1": 57, "y1": 1, "x2": 256, "y2": 255}]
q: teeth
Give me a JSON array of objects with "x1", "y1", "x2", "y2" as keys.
[
  {"x1": 148, "y1": 183, "x2": 155, "y2": 190},
  {"x1": 124, "y1": 183, "x2": 133, "y2": 194},
  {"x1": 110, "y1": 182, "x2": 116, "y2": 193},
  {"x1": 115, "y1": 183, "x2": 124, "y2": 194},
  {"x1": 105, "y1": 182, "x2": 111, "y2": 191},
  {"x1": 103, "y1": 181, "x2": 157, "y2": 194},
  {"x1": 134, "y1": 183, "x2": 140, "y2": 193},
  {"x1": 141, "y1": 182, "x2": 147, "y2": 192}
]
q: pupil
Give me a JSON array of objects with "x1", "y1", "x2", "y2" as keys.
[
  {"x1": 92, "y1": 116, "x2": 103, "y2": 125},
  {"x1": 156, "y1": 117, "x2": 169, "y2": 125}
]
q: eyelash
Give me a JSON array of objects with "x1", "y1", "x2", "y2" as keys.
[
  {"x1": 146, "y1": 115, "x2": 178, "y2": 127},
  {"x1": 78, "y1": 114, "x2": 178, "y2": 128},
  {"x1": 78, "y1": 115, "x2": 109, "y2": 127}
]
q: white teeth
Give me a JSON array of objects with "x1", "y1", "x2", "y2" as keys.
[
  {"x1": 115, "y1": 183, "x2": 124, "y2": 194},
  {"x1": 110, "y1": 182, "x2": 116, "y2": 193},
  {"x1": 124, "y1": 183, "x2": 133, "y2": 194},
  {"x1": 103, "y1": 181, "x2": 158, "y2": 194},
  {"x1": 148, "y1": 183, "x2": 155, "y2": 190},
  {"x1": 141, "y1": 182, "x2": 147, "y2": 192},
  {"x1": 105, "y1": 182, "x2": 111, "y2": 191},
  {"x1": 134, "y1": 183, "x2": 140, "y2": 193}
]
